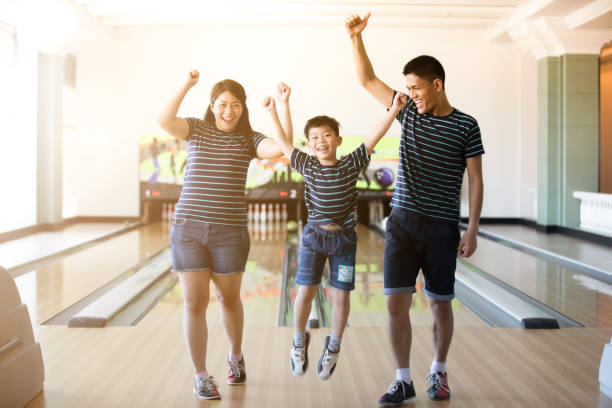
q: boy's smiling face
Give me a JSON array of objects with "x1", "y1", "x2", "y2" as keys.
[{"x1": 307, "y1": 125, "x2": 342, "y2": 165}]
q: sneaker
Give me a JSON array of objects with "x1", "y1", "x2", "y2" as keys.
[
  {"x1": 378, "y1": 380, "x2": 416, "y2": 406},
  {"x1": 290, "y1": 331, "x2": 311, "y2": 377},
  {"x1": 194, "y1": 376, "x2": 220, "y2": 400},
  {"x1": 227, "y1": 357, "x2": 246, "y2": 385},
  {"x1": 426, "y1": 371, "x2": 450, "y2": 400},
  {"x1": 317, "y1": 334, "x2": 339, "y2": 380}
]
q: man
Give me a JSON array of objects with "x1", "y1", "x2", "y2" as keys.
[{"x1": 345, "y1": 13, "x2": 484, "y2": 405}]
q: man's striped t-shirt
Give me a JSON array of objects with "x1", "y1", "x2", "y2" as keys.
[
  {"x1": 174, "y1": 117, "x2": 265, "y2": 226},
  {"x1": 391, "y1": 94, "x2": 484, "y2": 222},
  {"x1": 291, "y1": 143, "x2": 370, "y2": 229}
]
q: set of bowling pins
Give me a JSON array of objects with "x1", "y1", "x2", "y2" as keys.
[
  {"x1": 248, "y1": 203, "x2": 287, "y2": 241},
  {"x1": 369, "y1": 200, "x2": 385, "y2": 225},
  {"x1": 161, "y1": 203, "x2": 176, "y2": 222}
]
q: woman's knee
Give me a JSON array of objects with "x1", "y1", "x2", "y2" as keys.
[{"x1": 183, "y1": 294, "x2": 209, "y2": 314}]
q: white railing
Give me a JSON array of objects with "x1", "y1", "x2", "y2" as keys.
[{"x1": 573, "y1": 191, "x2": 612, "y2": 234}]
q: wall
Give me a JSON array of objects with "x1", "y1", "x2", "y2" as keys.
[{"x1": 68, "y1": 24, "x2": 527, "y2": 218}]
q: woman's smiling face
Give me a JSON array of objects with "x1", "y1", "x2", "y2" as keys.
[{"x1": 211, "y1": 91, "x2": 243, "y2": 132}]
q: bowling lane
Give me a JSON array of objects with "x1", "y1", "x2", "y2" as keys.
[
  {"x1": 139, "y1": 220, "x2": 288, "y2": 328},
  {"x1": 348, "y1": 225, "x2": 487, "y2": 328},
  {"x1": 14, "y1": 222, "x2": 170, "y2": 325},
  {"x1": 463, "y1": 237, "x2": 612, "y2": 327}
]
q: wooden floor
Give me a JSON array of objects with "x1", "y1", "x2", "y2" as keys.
[{"x1": 27, "y1": 325, "x2": 612, "y2": 407}]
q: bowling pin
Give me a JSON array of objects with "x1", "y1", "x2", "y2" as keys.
[
  {"x1": 282, "y1": 203, "x2": 288, "y2": 222},
  {"x1": 248, "y1": 203, "x2": 253, "y2": 221},
  {"x1": 274, "y1": 203, "x2": 281, "y2": 222},
  {"x1": 261, "y1": 204, "x2": 267, "y2": 223},
  {"x1": 268, "y1": 203, "x2": 274, "y2": 221},
  {"x1": 162, "y1": 203, "x2": 167, "y2": 221},
  {"x1": 260, "y1": 221, "x2": 267, "y2": 242}
]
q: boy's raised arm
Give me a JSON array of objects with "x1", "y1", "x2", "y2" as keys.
[
  {"x1": 365, "y1": 92, "x2": 407, "y2": 155},
  {"x1": 262, "y1": 96, "x2": 294, "y2": 158},
  {"x1": 276, "y1": 82, "x2": 294, "y2": 146}
]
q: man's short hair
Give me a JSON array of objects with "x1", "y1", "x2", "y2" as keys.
[
  {"x1": 304, "y1": 116, "x2": 340, "y2": 139},
  {"x1": 403, "y1": 55, "x2": 445, "y2": 88}
]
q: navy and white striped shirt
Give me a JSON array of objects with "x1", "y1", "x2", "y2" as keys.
[
  {"x1": 174, "y1": 117, "x2": 265, "y2": 226},
  {"x1": 291, "y1": 143, "x2": 370, "y2": 229},
  {"x1": 391, "y1": 95, "x2": 484, "y2": 222}
]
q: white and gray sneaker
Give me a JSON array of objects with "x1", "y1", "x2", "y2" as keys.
[
  {"x1": 290, "y1": 331, "x2": 311, "y2": 377},
  {"x1": 317, "y1": 334, "x2": 339, "y2": 380}
]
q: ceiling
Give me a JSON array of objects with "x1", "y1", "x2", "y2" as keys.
[{"x1": 69, "y1": 0, "x2": 612, "y2": 30}]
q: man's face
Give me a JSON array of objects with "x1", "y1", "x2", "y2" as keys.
[{"x1": 405, "y1": 74, "x2": 440, "y2": 115}]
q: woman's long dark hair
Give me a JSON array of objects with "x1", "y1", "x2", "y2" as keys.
[{"x1": 203, "y1": 79, "x2": 254, "y2": 135}]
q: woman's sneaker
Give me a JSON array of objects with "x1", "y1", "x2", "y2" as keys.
[
  {"x1": 227, "y1": 357, "x2": 246, "y2": 385},
  {"x1": 290, "y1": 331, "x2": 311, "y2": 377},
  {"x1": 378, "y1": 380, "x2": 415, "y2": 406},
  {"x1": 194, "y1": 376, "x2": 221, "y2": 400},
  {"x1": 426, "y1": 371, "x2": 450, "y2": 400},
  {"x1": 317, "y1": 334, "x2": 339, "y2": 380}
]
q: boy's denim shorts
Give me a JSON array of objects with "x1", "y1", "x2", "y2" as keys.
[
  {"x1": 296, "y1": 223, "x2": 357, "y2": 291},
  {"x1": 170, "y1": 217, "x2": 250, "y2": 275}
]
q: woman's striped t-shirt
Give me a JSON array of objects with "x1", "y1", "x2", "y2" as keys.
[
  {"x1": 174, "y1": 117, "x2": 265, "y2": 226},
  {"x1": 291, "y1": 143, "x2": 370, "y2": 229},
  {"x1": 391, "y1": 95, "x2": 485, "y2": 222}
]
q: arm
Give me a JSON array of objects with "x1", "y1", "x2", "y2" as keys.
[
  {"x1": 262, "y1": 96, "x2": 294, "y2": 158},
  {"x1": 276, "y1": 82, "x2": 294, "y2": 146},
  {"x1": 365, "y1": 92, "x2": 407, "y2": 154},
  {"x1": 457, "y1": 155, "x2": 483, "y2": 257},
  {"x1": 157, "y1": 70, "x2": 199, "y2": 140},
  {"x1": 345, "y1": 13, "x2": 394, "y2": 108}
]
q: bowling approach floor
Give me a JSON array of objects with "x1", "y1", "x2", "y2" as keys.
[{"x1": 6, "y1": 221, "x2": 612, "y2": 407}]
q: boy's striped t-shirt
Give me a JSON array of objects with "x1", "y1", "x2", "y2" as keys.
[
  {"x1": 173, "y1": 117, "x2": 265, "y2": 226},
  {"x1": 391, "y1": 95, "x2": 485, "y2": 222},
  {"x1": 291, "y1": 143, "x2": 370, "y2": 229}
]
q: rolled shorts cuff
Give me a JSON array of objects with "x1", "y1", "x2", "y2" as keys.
[
  {"x1": 424, "y1": 288, "x2": 455, "y2": 301},
  {"x1": 295, "y1": 276, "x2": 321, "y2": 286},
  {"x1": 329, "y1": 281, "x2": 354, "y2": 292},
  {"x1": 382, "y1": 286, "x2": 417, "y2": 295},
  {"x1": 173, "y1": 268, "x2": 244, "y2": 276}
]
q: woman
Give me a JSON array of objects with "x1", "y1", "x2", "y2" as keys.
[{"x1": 158, "y1": 71, "x2": 291, "y2": 400}]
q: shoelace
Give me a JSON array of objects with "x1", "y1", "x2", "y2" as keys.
[
  {"x1": 291, "y1": 345, "x2": 305, "y2": 359},
  {"x1": 322, "y1": 348, "x2": 338, "y2": 365},
  {"x1": 426, "y1": 373, "x2": 449, "y2": 392},
  {"x1": 196, "y1": 376, "x2": 219, "y2": 394},
  {"x1": 386, "y1": 380, "x2": 403, "y2": 394},
  {"x1": 229, "y1": 360, "x2": 244, "y2": 377}
]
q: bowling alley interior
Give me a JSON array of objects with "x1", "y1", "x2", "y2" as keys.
[{"x1": 1, "y1": 1, "x2": 612, "y2": 407}]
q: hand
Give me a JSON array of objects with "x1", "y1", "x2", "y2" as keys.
[
  {"x1": 345, "y1": 13, "x2": 371, "y2": 37},
  {"x1": 457, "y1": 229, "x2": 477, "y2": 258},
  {"x1": 277, "y1": 82, "x2": 291, "y2": 102},
  {"x1": 186, "y1": 70, "x2": 199, "y2": 88},
  {"x1": 262, "y1": 96, "x2": 276, "y2": 113},
  {"x1": 392, "y1": 92, "x2": 408, "y2": 111}
]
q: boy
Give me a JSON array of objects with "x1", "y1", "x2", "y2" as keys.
[{"x1": 263, "y1": 83, "x2": 407, "y2": 380}]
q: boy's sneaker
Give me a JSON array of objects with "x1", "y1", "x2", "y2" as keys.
[
  {"x1": 227, "y1": 357, "x2": 246, "y2": 385},
  {"x1": 316, "y1": 334, "x2": 339, "y2": 380},
  {"x1": 378, "y1": 380, "x2": 415, "y2": 406},
  {"x1": 290, "y1": 331, "x2": 311, "y2": 377},
  {"x1": 426, "y1": 371, "x2": 450, "y2": 400},
  {"x1": 194, "y1": 376, "x2": 221, "y2": 400}
]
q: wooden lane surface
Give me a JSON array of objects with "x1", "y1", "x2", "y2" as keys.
[
  {"x1": 27, "y1": 325, "x2": 612, "y2": 407},
  {"x1": 1, "y1": 222, "x2": 133, "y2": 271},
  {"x1": 465, "y1": 237, "x2": 612, "y2": 327},
  {"x1": 138, "y1": 222, "x2": 287, "y2": 328},
  {"x1": 14, "y1": 222, "x2": 170, "y2": 325},
  {"x1": 350, "y1": 225, "x2": 487, "y2": 328}
]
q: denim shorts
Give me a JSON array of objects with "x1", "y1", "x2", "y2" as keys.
[
  {"x1": 383, "y1": 208, "x2": 460, "y2": 300},
  {"x1": 170, "y1": 218, "x2": 251, "y2": 275},
  {"x1": 296, "y1": 223, "x2": 357, "y2": 291}
]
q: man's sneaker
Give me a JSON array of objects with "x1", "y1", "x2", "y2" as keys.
[
  {"x1": 316, "y1": 334, "x2": 339, "y2": 380},
  {"x1": 194, "y1": 376, "x2": 220, "y2": 400},
  {"x1": 290, "y1": 331, "x2": 311, "y2": 377},
  {"x1": 426, "y1": 371, "x2": 450, "y2": 400},
  {"x1": 227, "y1": 357, "x2": 246, "y2": 385},
  {"x1": 378, "y1": 380, "x2": 416, "y2": 406}
]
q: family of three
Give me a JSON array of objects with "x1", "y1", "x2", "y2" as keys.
[{"x1": 157, "y1": 12, "x2": 484, "y2": 406}]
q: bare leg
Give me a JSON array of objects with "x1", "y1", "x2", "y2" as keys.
[
  {"x1": 331, "y1": 287, "x2": 350, "y2": 339},
  {"x1": 387, "y1": 292, "x2": 413, "y2": 368},
  {"x1": 178, "y1": 269, "x2": 212, "y2": 372},
  {"x1": 428, "y1": 298, "x2": 454, "y2": 363},
  {"x1": 294, "y1": 285, "x2": 317, "y2": 332},
  {"x1": 212, "y1": 272, "x2": 244, "y2": 355}
]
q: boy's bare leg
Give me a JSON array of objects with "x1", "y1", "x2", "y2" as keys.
[
  {"x1": 331, "y1": 287, "x2": 350, "y2": 339},
  {"x1": 294, "y1": 284, "x2": 318, "y2": 331}
]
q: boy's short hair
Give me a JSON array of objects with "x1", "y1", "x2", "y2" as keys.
[
  {"x1": 403, "y1": 55, "x2": 445, "y2": 88},
  {"x1": 304, "y1": 115, "x2": 340, "y2": 139}
]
